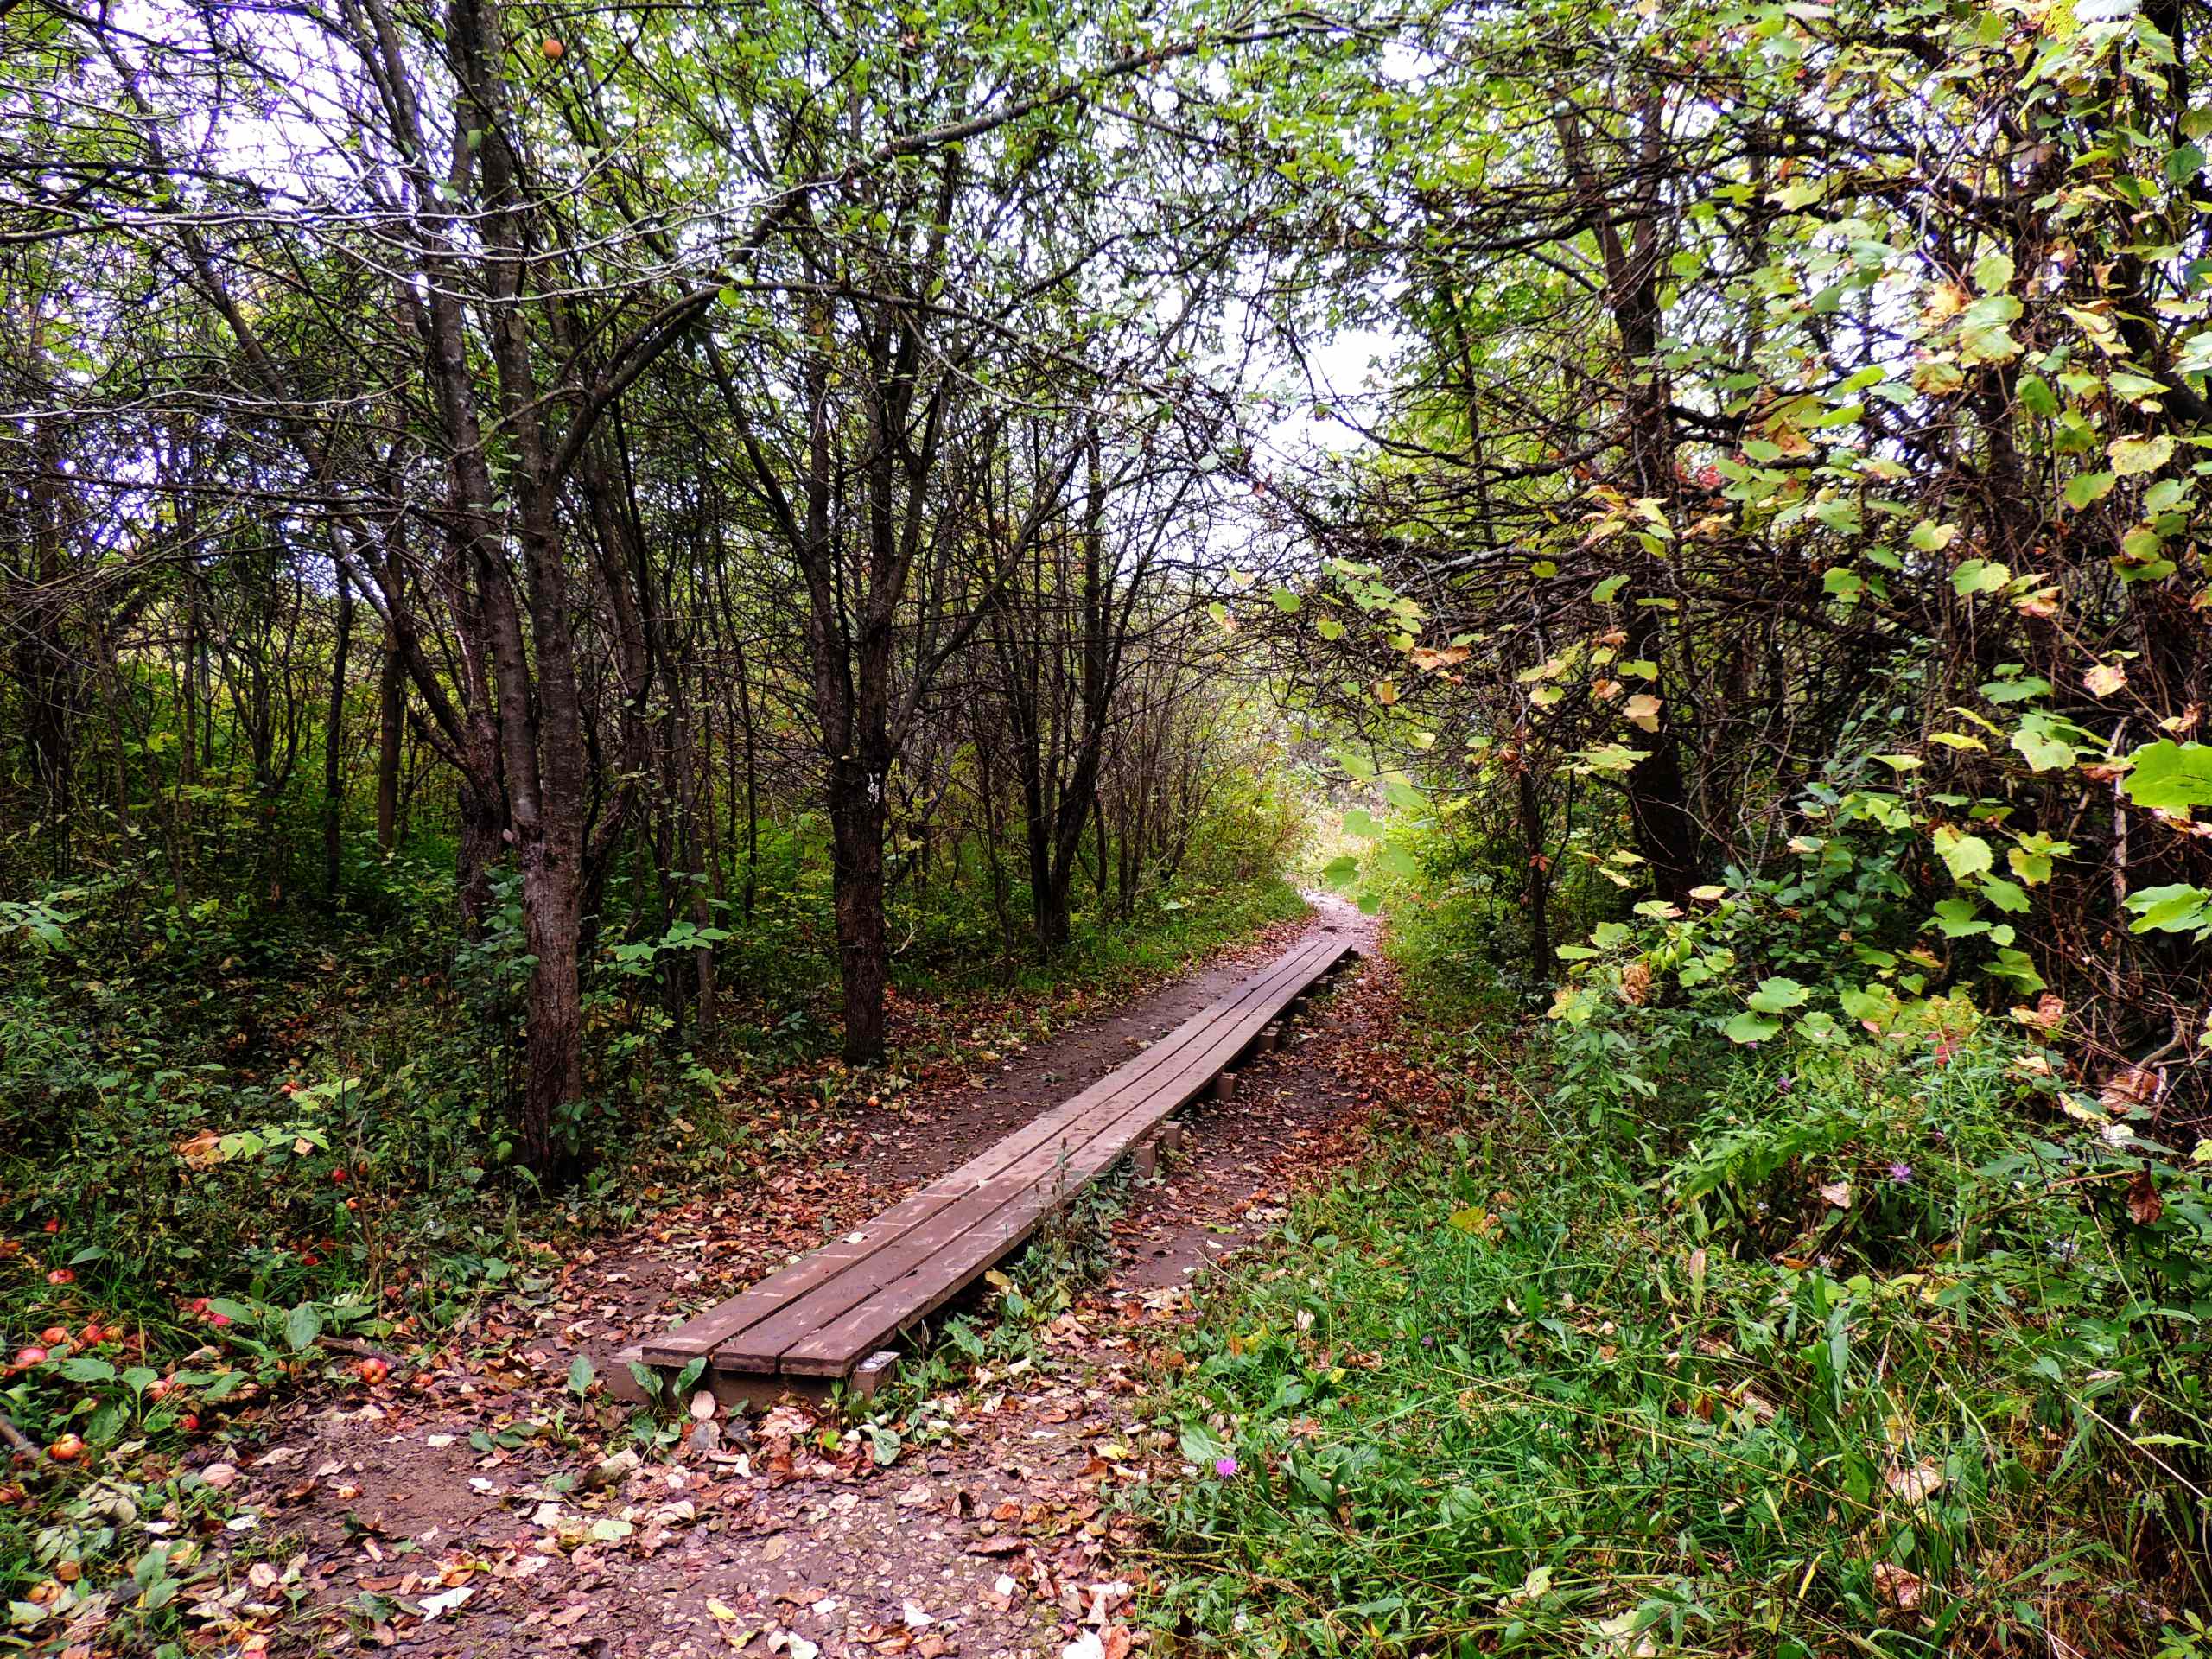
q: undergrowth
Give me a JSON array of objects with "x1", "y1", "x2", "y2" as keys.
[
  {"x1": 0, "y1": 830, "x2": 1296, "y2": 1630},
  {"x1": 1145, "y1": 897, "x2": 2212, "y2": 1656}
]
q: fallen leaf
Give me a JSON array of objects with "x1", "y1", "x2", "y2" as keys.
[
  {"x1": 418, "y1": 1586, "x2": 474, "y2": 1620},
  {"x1": 1884, "y1": 1459, "x2": 1946, "y2": 1503},
  {"x1": 1872, "y1": 1561, "x2": 1924, "y2": 1610},
  {"x1": 2127, "y1": 1168, "x2": 2164, "y2": 1226}
]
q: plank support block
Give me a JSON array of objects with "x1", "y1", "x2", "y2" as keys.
[
  {"x1": 849, "y1": 1350, "x2": 900, "y2": 1402},
  {"x1": 1162, "y1": 1118, "x2": 1185, "y2": 1150},
  {"x1": 1209, "y1": 1071, "x2": 1236, "y2": 1102},
  {"x1": 1133, "y1": 1139, "x2": 1159, "y2": 1180},
  {"x1": 1255, "y1": 1025, "x2": 1280, "y2": 1055},
  {"x1": 607, "y1": 1345, "x2": 649, "y2": 1404}
]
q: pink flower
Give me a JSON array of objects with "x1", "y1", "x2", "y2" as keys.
[{"x1": 1214, "y1": 1456, "x2": 1238, "y2": 1478}]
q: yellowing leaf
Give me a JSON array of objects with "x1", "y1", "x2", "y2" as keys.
[
  {"x1": 2085, "y1": 662, "x2": 2126, "y2": 696},
  {"x1": 1622, "y1": 693, "x2": 1662, "y2": 733},
  {"x1": 2108, "y1": 434, "x2": 2176, "y2": 476}
]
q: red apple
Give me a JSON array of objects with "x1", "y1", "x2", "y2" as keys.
[
  {"x1": 47, "y1": 1434, "x2": 83, "y2": 1462},
  {"x1": 541, "y1": 36, "x2": 564, "y2": 59}
]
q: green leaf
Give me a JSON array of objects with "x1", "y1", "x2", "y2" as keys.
[
  {"x1": 1724, "y1": 1010, "x2": 1782, "y2": 1044},
  {"x1": 1951, "y1": 559, "x2": 2010, "y2": 596},
  {"x1": 60, "y1": 1356, "x2": 117, "y2": 1382},
  {"x1": 2169, "y1": 142, "x2": 2205, "y2": 183},
  {"x1": 1838, "y1": 985, "x2": 1892, "y2": 1027},
  {"x1": 1179, "y1": 1421, "x2": 1226, "y2": 1464},
  {"x1": 284, "y1": 1302, "x2": 322, "y2": 1353},
  {"x1": 1320, "y1": 855, "x2": 1359, "y2": 889},
  {"x1": 2125, "y1": 883, "x2": 2212, "y2": 935},
  {"x1": 2011, "y1": 724, "x2": 2077, "y2": 772},
  {"x1": 1745, "y1": 976, "x2": 1810, "y2": 1014},
  {"x1": 1316, "y1": 618, "x2": 1344, "y2": 641},
  {"x1": 1342, "y1": 808, "x2": 1382, "y2": 841},
  {"x1": 2064, "y1": 472, "x2": 2115, "y2": 509},
  {"x1": 1370, "y1": 844, "x2": 1419, "y2": 880},
  {"x1": 1931, "y1": 898, "x2": 1989, "y2": 938},
  {"x1": 1592, "y1": 574, "x2": 1629, "y2": 602},
  {"x1": 1270, "y1": 588, "x2": 1302, "y2": 613},
  {"x1": 567, "y1": 1354, "x2": 596, "y2": 1397},
  {"x1": 2018, "y1": 374, "x2": 2058, "y2": 416},
  {"x1": 2121, "y1": 741, "x2": 2212, "y2": 809},
  {"x1": 1931, "y1": 825, "x2": 1993, "y2": 880}
]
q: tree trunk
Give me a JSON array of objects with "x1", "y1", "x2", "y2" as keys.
[
  {"x1": 323, "y1": 563, "x2": 353, "y2": 903},
  {"x1": 375, "y1": 621, "x2": 404, "y2": 854},
  {"x1": 1515, "y1": 758, "x2": 1554, "y2": 982},
  {"x1": 827, "y1": 754, "x2": 889, "y2": 1063},
  {"x1": 518, "y1": 855, "x2": 584, "y2": 1176}
]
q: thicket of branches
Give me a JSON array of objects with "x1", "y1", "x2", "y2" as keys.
[
  {"x1": 0, "y1": 0, "x2": 1325, "y2": 1173},
  {"x1": 1249, "y1": 0, "x2": 2211, "y2": 1123}
]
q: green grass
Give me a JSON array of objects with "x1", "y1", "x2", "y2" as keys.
[{"x1": 1141, "y1": 931, "x2": 2212, "y2": 1657}]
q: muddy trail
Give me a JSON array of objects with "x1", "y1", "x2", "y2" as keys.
[{"x1": 184, "y1": 900, "x2": 1419, "y2": 1659}]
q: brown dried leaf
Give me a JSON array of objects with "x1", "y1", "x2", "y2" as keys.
[{"x1": 2127, "y1": 1168, "x2": 2164, "y2": 1226}]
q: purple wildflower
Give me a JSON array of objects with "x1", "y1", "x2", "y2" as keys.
[
  {"x1": 1777, "y1": 1076, "x2": 1796, "y2": 1095},
  {"x1": 1214, "y1": 1456, "x2": 1239, "y2": 1478},
  {"x1": 1887, "y1": 1160, "x2": 1915, "y2": 1185}
]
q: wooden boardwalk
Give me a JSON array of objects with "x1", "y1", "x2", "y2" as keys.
[{"x1": 622, "y1": 928, "x2": 1355, "y2": 1396}]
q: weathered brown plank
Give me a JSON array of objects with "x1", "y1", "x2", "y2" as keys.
[
  {"x1": 641, "y1": 939, "x2": 1329, "y2": 1366},
  {"x1": 708, "y1": 936, "x2": 1342, "y2": 1373},
  {"x1": 639, "y1": 929, "x2": 1351, "y2": 1376},
  {"x1": 639, "y1": 953, "x2": 1309, "y2": 1364},
  {"x1": 769, "y1": 936, "x2": 1349, "y2": 1374}
]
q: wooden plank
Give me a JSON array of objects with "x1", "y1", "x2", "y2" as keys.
[
  {"x1": 709, "y1": 937, "x2": 1344, "y2": 1374},
  {"x1": 644, "y1": 939, "x2": 1330, "y2": 1367},
  {"x1": 637, "y1": 957, "x2": 1306, "y2": 1364},
  {"x1": 768, "y1": 936, "x2": 1350, "y2": 1375},
  {"x1": 639, "y1": 929, "x2": 1351, "y2": 1376}
]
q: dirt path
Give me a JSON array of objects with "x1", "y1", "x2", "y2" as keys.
[{"x1": 193, "y1": 900, "x2": 1402, "y2": 1658}]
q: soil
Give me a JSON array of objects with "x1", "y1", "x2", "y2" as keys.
[{"x1": 182, "y1": 898, "x2": 1407, "y2": 1659}]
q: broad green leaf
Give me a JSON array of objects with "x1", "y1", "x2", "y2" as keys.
[
  {"x1": 2125, "y1": 883, "x2": 2212, "y2": 935},
  {"x1": 1951, "y1": 559, "x2": 2009, "y2": 596},
  {"x1": 1724, "y1": 1010, "x2": 1782, "y2": 1044},
  {"x1": 1745, "y1": 976, "x2": 1809, "y2": 1014},
  {"x1": 2121, "y1": 741, "x2": 2212, "y2": 809},
  {"x1": 2064, "y1": 472, "x2": 2115, "y2": 509},
  {"x1": 1931, "y1": 825, "x2": 1993, "y2": 881}
]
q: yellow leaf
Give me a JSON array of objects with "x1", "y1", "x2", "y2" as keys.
[{"x1": 1622, "y1": 693, "x2": 1662, "y2": 733}]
